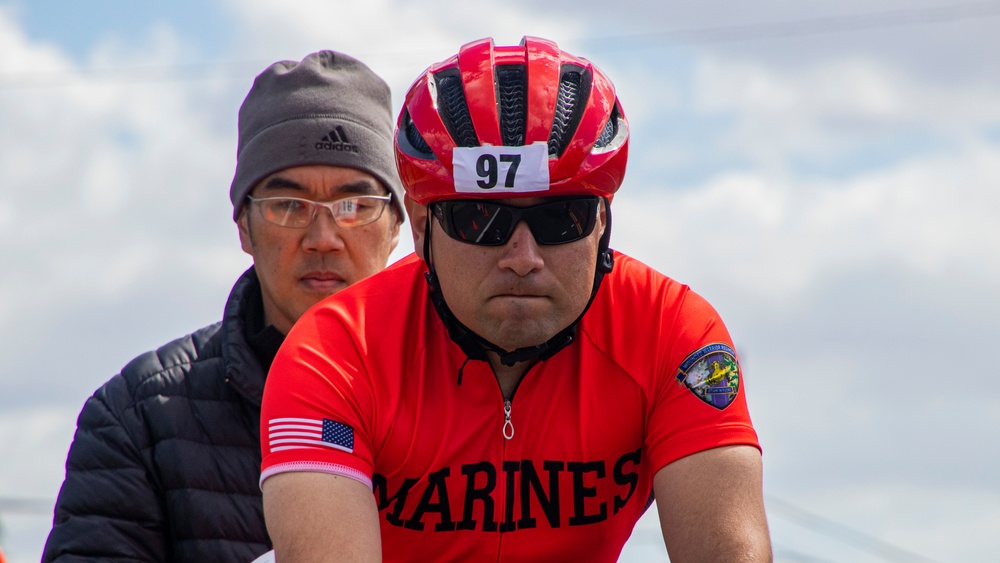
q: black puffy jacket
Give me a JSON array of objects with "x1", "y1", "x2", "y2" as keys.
[{"x1": 43, "y1": 268, "x2": 274, "y2": 562}]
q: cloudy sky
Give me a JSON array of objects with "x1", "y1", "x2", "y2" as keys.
[{"x1": 1, "y1": 0, "x2": 998, "y2": 560}]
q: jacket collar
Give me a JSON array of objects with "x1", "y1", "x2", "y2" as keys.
[{"x1": 222, "y1": 267, "x2": 278, "y2": 406}]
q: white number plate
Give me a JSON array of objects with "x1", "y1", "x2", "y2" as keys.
[{"x1": 452, "y1": 142, "x2": 550, "y2": 194}]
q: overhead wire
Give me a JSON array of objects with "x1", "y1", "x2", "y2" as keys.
[
  {"x1": 590, "y1": 0, "x2": 1000, "y2": 48},
  {"x1": 770, "y1": 544, "x2": 836, "y2": 563},
  {"x1": 0, "y1": 497, "x2": 52, "y2": 515},
  {"x1": 1, "y1": 1, "x2": 999, "y2": 89},
  {"x1": 766, "y1": 495, "x2": 941, "y2": 562}
]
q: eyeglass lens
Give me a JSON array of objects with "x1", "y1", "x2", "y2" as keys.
[
  {"x1": 436, "y1": 197, "x2": 599, "y2": 246},
  {"x1": 252, "y1": 196, "x2": 388, "y2": 228}
]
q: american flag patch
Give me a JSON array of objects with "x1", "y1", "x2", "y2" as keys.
[{"x1": 268, "y1": 418, "x2": 354, "y2": 453}]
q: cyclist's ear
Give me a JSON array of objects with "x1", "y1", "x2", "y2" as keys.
[
  {"x1": 597, "y1": 198, "x2": 608, "y2": 238},
  {"x1": 405, "y1": 195, "x2": 429, "y2": 261}
]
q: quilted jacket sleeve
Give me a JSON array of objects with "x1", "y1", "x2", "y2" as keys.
[{"x1": 42, "y1": 371, "x2": 168, "y2": 562}]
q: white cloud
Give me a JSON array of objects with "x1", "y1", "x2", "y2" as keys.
[
  {"x1": 616, "y1": 140, "x2": 1000, "y2": 300},
  {"x1": 607, "y1": 38, "x2": 1000, "y2": 562},
  {"x1": 767, "y1": 485, "x2": 1000, "y2": 561},
  {"x1": 219, "y1": 0, "x2": 590, "y2": 105},
  {"x1": 692, "y1": 53, "x2": 1000, "y2": 166},
  {"x1": 0, "y1": 405, "x2": 77, "y2": 561},
  {"x1": 697, "y1": 56, "x2": 902, "y2": 118},
  {"x1": 0, "y1": 8, "x2": 244, "y2": 342},
  {"x1": 0, "y1": 406, "x2": 75, "y2": 498}
]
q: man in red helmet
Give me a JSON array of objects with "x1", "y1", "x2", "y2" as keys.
[{"x1": 260, "y1": 37, "x2": 771, "y2": 562}]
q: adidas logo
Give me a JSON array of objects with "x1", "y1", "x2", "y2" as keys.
[{"x1": 315, "y1": 126, "x2": 360, "y2": 153}]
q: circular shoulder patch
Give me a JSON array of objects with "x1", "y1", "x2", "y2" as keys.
[{"x1": 675, "y1": 343, "x2": 741, "y2": 410}]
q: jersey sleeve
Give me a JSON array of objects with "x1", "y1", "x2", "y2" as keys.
[
  {"x1": 260, "y1": 305, "x2": 377, "y2": 489},
  {"x1": 644, "y1": 287, "x2": 760, "y2": 474}
]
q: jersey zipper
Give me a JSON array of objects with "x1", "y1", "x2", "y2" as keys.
[
  {"x1": 496, "y1": 394, "x2": 525, "y2": 559},
  {"x1": 496, "y1": 362, "x2": 535, "y2": 441},
  {"x1": 497, "y1": 397, "x2": 513, "y2": 561},
  {"x1": 495, "y1": 363, "x2": 538, "y2": 562},
  {"x1": 502, "y1": 400, "x2": 514, "y2": 440}
]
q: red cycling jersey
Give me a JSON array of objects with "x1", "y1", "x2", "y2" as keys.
[{"x1": 261, "y1": 252, "x2": 759, "y2": 562}]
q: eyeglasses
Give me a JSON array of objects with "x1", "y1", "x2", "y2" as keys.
[
  {"x1": 247, "y1": 195, "x2": 391, "y2": 229},
  {"x1": 431, "y1": 196, "x2": 600, "y2": 246}
]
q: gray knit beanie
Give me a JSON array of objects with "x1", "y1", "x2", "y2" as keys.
[{"x1": 230, "y1": 50, "x2": 403, "y2": 220}]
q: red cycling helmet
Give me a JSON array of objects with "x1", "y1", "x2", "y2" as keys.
[{"x1": 395, "y1": 36, "x2": 628, "y2": 204}]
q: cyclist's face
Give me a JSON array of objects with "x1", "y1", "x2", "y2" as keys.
[
  {"x1": 238, "y1": 165, "x2": 401, "y2": 334},
  {"x1": 413, "y1": 196, "x2": 604, "y2": 352}
]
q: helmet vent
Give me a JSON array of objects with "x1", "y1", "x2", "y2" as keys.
[
  {"x1": 402, "y1": 109, "x2": 434, "y2": 156},
  {"x1": 548, "y1": 65, "x2": 592, "y2": 157},
  {"x1": 496, "y1": 64, "x2": 527, "y2": 146},
  {"x1": 594, "y1": 103, "x2": 619, "y2": 149},
  {"x1": 434, "y1": 70, "x2": 479, "y2": 147}
]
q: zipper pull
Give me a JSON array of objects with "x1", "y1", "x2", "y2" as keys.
[{"x1": 503, "y1": 400, "x2": 514, "y2": 440}]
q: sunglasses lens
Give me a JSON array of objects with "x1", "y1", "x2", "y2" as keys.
[
  {"x1": 529, "y1": 198, "x2": 597, "y2": 244},
  {"x1": 443, "y1": 202, "x2": 514, "y2": 245},
  {"x1": 437, "y1": 197, "x2": 599, "y2": 246}
]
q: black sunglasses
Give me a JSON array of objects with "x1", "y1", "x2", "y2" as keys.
[{"x1": 431, "y1": 197, "x2": 600, "y2": 246}]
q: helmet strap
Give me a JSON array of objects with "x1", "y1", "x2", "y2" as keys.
[{"x1": 424, "y1": 198, "x2": 614, "y2": 368}]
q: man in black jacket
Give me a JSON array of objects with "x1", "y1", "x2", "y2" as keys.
[{"x1": 43, "y1": 51, "x2": 404, "y2": 562}]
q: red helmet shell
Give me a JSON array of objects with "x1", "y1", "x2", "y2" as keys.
[{"x1": 395, "y1": 36, "x2": 629, "y2": 204}]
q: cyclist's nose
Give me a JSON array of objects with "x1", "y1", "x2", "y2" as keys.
[{"x1": 497, "y1": 221, "x2": 543, "y2": 276}]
